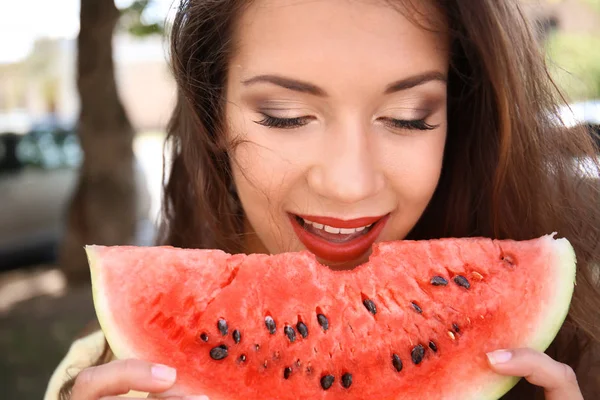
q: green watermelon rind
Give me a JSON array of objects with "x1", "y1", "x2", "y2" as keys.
[
  {"x1": 87, "y1": 245, "x2": 143, "y2": 361},
  {"x1": 479, "y1": 236, "x2": 577, "y2": 400},
  {"x1": 86, "y1": 235, "x2": 577, "y2": 400}
]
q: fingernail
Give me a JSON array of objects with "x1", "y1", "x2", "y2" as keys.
[
  {"x1": 183, "y1": 396, "x2": 210, "y2": 400},
  {"x1": 487, "y1": 350, "x2": 513, "y2": 364},
  {"x1": 151, "y1": 364, "x2": 177, "y2": 382}
]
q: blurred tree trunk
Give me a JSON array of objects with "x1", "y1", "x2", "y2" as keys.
[{"x1": 60, "y1": 0, "x2": 136, "y2": 285}]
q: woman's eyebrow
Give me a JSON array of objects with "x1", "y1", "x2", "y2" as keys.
[
  {"x1": 242, "y1": 75, "x2": 326, "y2": 96},
  {"x1": 241, "y1": 70, "x2": 447, "y2": 97},
  {"x1": 384, "y1": 71, "x2": 447, "y2": 94}
]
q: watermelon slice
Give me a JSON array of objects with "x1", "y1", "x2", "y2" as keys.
[{"x1": 87, "y1": 234, "x2": 576, "y2": 400}]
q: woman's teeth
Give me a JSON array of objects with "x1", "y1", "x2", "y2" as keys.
[{"x1": 301, "y1": 218, "x2": 372, "y2": 235}]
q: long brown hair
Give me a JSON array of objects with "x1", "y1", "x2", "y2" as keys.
[{"x1": 60, "y1": 0, "x2": 600, "y2": 398}]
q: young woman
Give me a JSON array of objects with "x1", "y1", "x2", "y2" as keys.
[{"x1": 48, "y1": 0, "x2": 600, "y2": 399}]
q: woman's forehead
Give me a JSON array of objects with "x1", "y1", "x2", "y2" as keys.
[{"x1": 230, "y1": 0, "x2": 449, "y2": 87}]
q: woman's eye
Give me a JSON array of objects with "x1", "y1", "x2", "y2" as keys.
[
  {"x1": 380, "y1": 117, "x2": 438, "y2": 131},
  {"x1": 254, "y1": 114, "x2": 313, "y2": 129},
  {"x1": 254, "y1": 114, "x2": 437, "y2": 131}
]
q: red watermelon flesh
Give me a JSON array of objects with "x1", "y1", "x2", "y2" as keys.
[{"x1": 88, "y1": 234, "x2": 576, "y2": 400}]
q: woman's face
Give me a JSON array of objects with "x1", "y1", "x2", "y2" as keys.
[{"x1": 226, "y1": 0, "x2": 449, "y2": 269}]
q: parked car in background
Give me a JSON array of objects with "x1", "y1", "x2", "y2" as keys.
[{"x1": 0, "y1": 123, "x2": 153, "y2": 270}]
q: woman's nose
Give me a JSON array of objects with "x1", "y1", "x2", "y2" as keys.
[{"x1": 307, "y1": 124, "x2": 385, "y2": 204}]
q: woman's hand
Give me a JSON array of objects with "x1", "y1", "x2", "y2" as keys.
[
  {"x1": 487, "y1": 348, "x2": 583, "y2": 400},
  {"x1": 70, "y1": 359, "x2": 209, "y2": 400}
]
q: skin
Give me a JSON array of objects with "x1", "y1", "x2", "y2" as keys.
[{"x1": 69, "y1": 1, "x2": 584, "y2": 398}]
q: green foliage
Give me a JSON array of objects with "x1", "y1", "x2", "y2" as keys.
[
  {"x1": 583, "y1": 0, "x2": 600, "y2": 12},
  {"x1": 128, "y1": 22, "x2": 163, "y2": 36},
  {"x1": 119, "y1": 0, "x2": 165, "y2": 37},
  {"x1": 545, "y1": 32, "x2": 600, "y2": 101}
]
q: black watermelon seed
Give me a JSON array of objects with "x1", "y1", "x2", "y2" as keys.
[
  {"x1": 431, "y1": 276, "x2": 448, "y2": 286},
  {"x1": 233, "y1": 329, "x2": 241, "y2": 344},
  {"x1": 284, "y1": 367, "x2": 292, "y2": 380},
  {"x1": 320, "y1": 375, "x2": 335, "y2": 390},
  {"x1": 452, "y1": 323, "x2": 460, "y2": 333},
  {"x1": 453, "y1": 275, "x2": 470, "y2": 289},
  {"x1": 239, "y1": 354, "x2": 247, "y2": 363},
  {"x1": 199, "y1": 333, "x2": 208, "y2": 342},
  {"x1": 296, "y1": 322, "x2": 309, "y2": 338},
  {"x1": 210, "y1": 345, "x2": 228, "y2": 360},
  {"x1": 341, "y1": 373, "x2": 353, "y2": 388},
  {"x1": 502, "y1": 255, "x2": 515, "y2": 265},
  {"x1": 265, "y1": 316, "x2": 277, "y2": 334},
  {"x1": 217, "y1": 319, "x2": 228, "y2": 336},
  {"x1": 317, "y1": 314, "x2": 329, "y2": 331},
  {"x1": 411, "y1": 344, "x2": 425, "y2": 364},
  {"x1": 362, "y1": 299, "x2": 377, "y2": 315},
  {"x1": 284, "y1": 326, "x2": 297, "y2": 343},
  {"x1": 411, "y1": 302, "x2": 423, "y2": 313},
  {"x1": 428, "y1": 341, "x2": 438, "y2": 352},
  {"x1": 255, "y1": 344, "x2": 260, "y2": 351},
  {"x1": 392, "y1": 354, "x2": 403, "y2": 372}
]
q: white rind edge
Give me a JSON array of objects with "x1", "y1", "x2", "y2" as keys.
[
  {"x1": 86, "y1": 245, "x2": 139, "y2": 360},
  {"x1": 476, "y1": 235, "x2": 577, "y2": 400}
]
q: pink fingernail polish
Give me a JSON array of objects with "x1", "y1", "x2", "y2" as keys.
[
  {"x1": 151, "y1": 364, "x2": 177, "y2": 382},
  {"x1": 183, "y1": 396, "x2": 210, "y2": 400},
  {"x1": 487, "y1": 350, "x2": 513, "y2": 364}
]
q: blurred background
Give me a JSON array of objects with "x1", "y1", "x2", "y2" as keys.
[{"x1": 0, "y1": 0, "x2": 598, "y2": 398}]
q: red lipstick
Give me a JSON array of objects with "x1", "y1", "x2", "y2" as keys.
[{"x1": 289, "y1": 214, "x2": 389, "y2": 263}]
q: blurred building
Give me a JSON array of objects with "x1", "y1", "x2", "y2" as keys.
[
  {"x1": 523, "y1": 0, "x2": 600, "y2": 41},
  {"x1": 0, "y1": 34, "x2": 176, "y2": 133}
]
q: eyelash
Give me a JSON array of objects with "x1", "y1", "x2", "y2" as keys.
[
  {"x1": 255, "y1": 114, "x2": 313, "y2": 129},
  {"x1": 379, "y1": 117, "x2": 437, "y2": 131},
  {"x1": 254, "y1": 114, "x2": 437, "y2": 131}
]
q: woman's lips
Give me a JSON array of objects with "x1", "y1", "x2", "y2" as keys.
[
  {"x1": 289, "y1": 213, "x2": 390, "y2": 263},
  {"x1": 295, "y1": 214, "x2": 383, "y2": 229}
]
